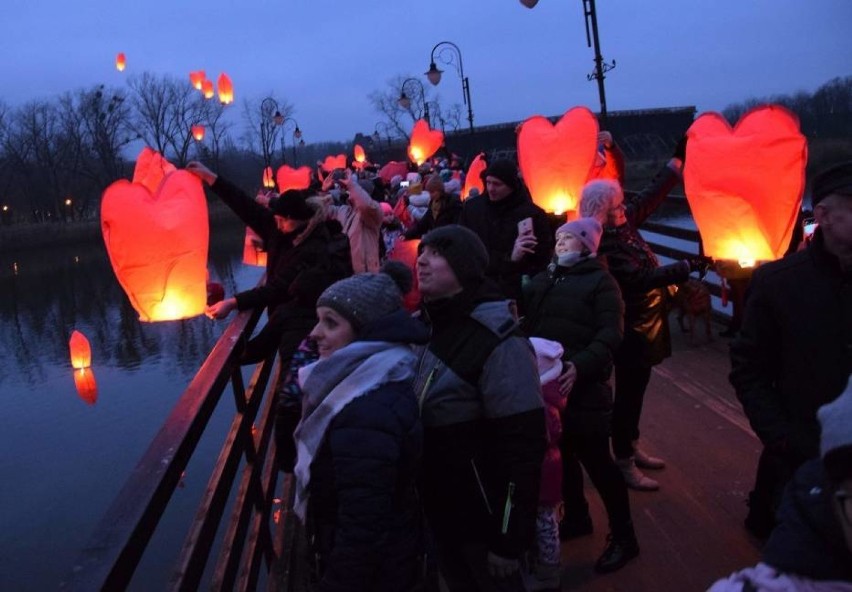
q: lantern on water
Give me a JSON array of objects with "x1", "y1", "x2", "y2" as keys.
[
  {"x1": 73, "y1": 369, "x2": 98, "y2": 405},
  {"x1": 320, "y1": 154, "x2": 347, "y2": 173},
  {"x1": 217, "y1": 73, "x2": 234, "y2": 105},
  {"x1": 517, "y1": 106, "x2": 598, "y2": 218},
  {"x1": 189, "y1": 70, "x2": 206, "y2": 91},
  {"x1": 276, "y1": 165, "x2": 312, "y2": 193},
  {"x1": 201, "y1": 79, "x2": 214, "y2": 100},
  {"x1": 115, "y1": 52, "x2": 126, "y2": 72},
  {"x1": 243, "y1": 227, "x2": 267, "y2": 267},
  {"x1": 191, "y1": 125, "x2": 205, "y2": 142},
  {"x1": 262, "y1": 167, "x2": 276, "y2": 189},
  {"x1": 407, "y1": 119, "x2": 444, "y2": 166},
  {"x1": 684, "y1": 105, "x2": 807, "y2": 266},
  {"x1": 462, "y1": 153, "x2": 487, "y2": 200},
  {"x1": 101, "y1": 147, "x2": 209, "y2": 321},
  {"x1": 69, "y1": 330, "x2": 92, "y2": 369}
]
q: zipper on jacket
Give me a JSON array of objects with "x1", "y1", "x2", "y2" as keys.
[
  {"x1": 417, "y1": 362, "x2": 441, "y2": 410},
  {"x1": 501, "y1": 482, "x2": 515, "y2": 535},
  {"x1": 470, "y1": 459, "x2": 493, "y2": 516}
]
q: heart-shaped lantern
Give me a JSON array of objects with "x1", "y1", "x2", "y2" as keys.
[
  {"x1": 462, "y1": 153, "x2": 487, "y2": 200},
  {"x1": 320, "y1": 154, "x2": 347, "y2": 173},
  {"x1": 684, "y1": 105, "x2": 806, "y2": 266},
  {"x1": 132, "y1": 147, "x2": 177, "y2": 194},
  {"x1": 517, "y1": 106, "x2": 598, "y2": 218},
  {"x1": 102, "y1": 149, "x2": 209, "y2": 321},
  {"x1": 276, "y1": 165, "x2": 312, "y2": 193},
  {"x1": 379, "y1": 161, "x2": 409, "y2": 185},
  {"x1": 408, "y1": 119, "x2": 444, "y2": 166}
]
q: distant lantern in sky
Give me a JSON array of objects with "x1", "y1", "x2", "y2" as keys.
[
  {"x1": 407, "y1": 119, "x2": 444, "y2": 166},
  {"x1": 115, "y1": 52, "x2": 126, "y2": 72},
  {"x1": 101, "y1": 147, "x2": 209, "y2": 322},
  {"x1": 217, "y1": 73, "x2": 234, "y2": 105},
  {"x1": 684, "y1": 104, "x2": 807, "y2": 267},
  {"x1": 69, "y1": 330, "x2": 92, "y2": 369},
  {"x1": 462, "y1": 152, "x2": 487, "y2": 200},
  {"x1": 262, "y1": 167, "x2": 275, "y2": 189},
  {"x1": 191, "y1": 125, "x2": 205, "y2": 142},
  {"x1": 189, "y1": 70, "x2": 206, "y2": 91},
  {"x1": 201, "y1": 79, "x2": 214, "y2": 100},
  {"x1": 276, "y1": 165, "x2": 312, "y2": 193},
  {"x1": 517, "y1": 106, "x2": 599, "y2": 218}
]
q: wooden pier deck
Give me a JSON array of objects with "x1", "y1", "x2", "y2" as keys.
[{"x1": 560, "y1": 318, "x2": 762, "y2": 591}]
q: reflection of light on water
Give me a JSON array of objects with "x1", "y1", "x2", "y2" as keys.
[{"x1": 12, "y1": 262, "x2": 18, "y2": 275}]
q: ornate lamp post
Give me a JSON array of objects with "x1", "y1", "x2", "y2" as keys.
[
  {"x1": 425, "y1": 41, "x2": 474, "y2": 134},
  {"x1": 260, "y1": 97, "x2": 284, "y2": 170},
  {"x1": 280, "y1": 117, "x2": 303, "y2": 165},
  {"x1": 397, "y1": 78, "x2": 431, "y2": 127},
  {"x1": 373, "y1": 122, "x2": 392, "y2": 148}
]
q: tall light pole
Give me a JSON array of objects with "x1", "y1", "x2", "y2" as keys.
[
  {"x1": 373, "y1": 122, "x2": 391, "y2": 148},
  {"x1": 398, "y1": 78, "x2": 431, "y2": 127},
  {"x1": 425, "y1": 41, "x2": 474, "y2": 135},
  {"x1": 280, "y1": 117, "x2": 302, "y2": 165},
  {"x1": 260, "y1": 97, "x2": 284, "y2": 170}
]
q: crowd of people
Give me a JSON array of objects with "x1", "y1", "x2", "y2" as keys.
[{"x1": 183, "y1": 143, "x2": 852, "y2": 591}]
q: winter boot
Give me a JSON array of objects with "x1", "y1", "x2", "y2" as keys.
[
  {"x1": 595, "y1": 525, "x2": 640, "y2": 573},
  {"x1": 632, "y1": 441, "x2": 665, "y2": 470},
  {"x1": 616, "y1": 457, "x2": 659, "y2": 491}
]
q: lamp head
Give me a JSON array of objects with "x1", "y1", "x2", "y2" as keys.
[
  {"x1": 425, "y1": 63, "x2": 443, "y2": 86},
  {"x1": 398, "y1": 92, "x2": 411, "y2": 110},
  {"x1": 293, "y1": 126, "x2": 302, "y2": 139},
  {"x1": 272, "y1": 111, "x2": 284, "y2": 126}
]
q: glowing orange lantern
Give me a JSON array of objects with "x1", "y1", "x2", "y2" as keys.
[
  {"x1": 115, "y1": 52, "x2": 126, "y2": 72},
  {"x1": 69, "y1": 330, "x2": 92, "y2": 369},
  {"x1": 388, "y1": 237, "x2": 420, "y2": 312},
  {"x1": 217, "y1": 73, "x2": 234, "y2": 105},
  {"x1": 191, "y1": 125, "x2": 205, "y2": 142},
  {"x1": 262, "y1": 167, "x2": 275, "y2": 189},
  {"x1": 684, "y1": 105, "x2": 807, "y2": 266},
  {"x1": 101, "y1": 147, "x2": 209, "y2": 321},
  {"x1": 407, "y1": 119, "x2": 444, "y2": 166},
  {"x1": 320, "y1": 154, "x2": 347, "y2": 173},
  {"x1": 517, "y1": 106, "x2": 598, "y2": 218},
  {"x1": 379, "y1": 161, "x2": 409, "y2": 184},
  {"x1": 276, "y1": 165, "x2": 312, "y2": 192},
  {"x1": 201, "y1": 79, "x2": 214, "y2": 100},
  {"x1": 243, "y1": 227, "x2": 267, "y2": 267},
  {"x1": 73, "y1": 368, "x2": 98, "y2": 405},
  {"x1": 462, "y1": 153, "x2": 487, "y2": 200},
  {"x1": 353, "y1": 144, "x2": 367, "y2": 166},
  {"x1": 189, "y1": 70, "x2": 206, "y2": 91},
  {"x1": 132, "y1": 147, "x2": 177, "y2": 194}
]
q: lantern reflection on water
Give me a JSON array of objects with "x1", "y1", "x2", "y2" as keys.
[{"x1": 73, "y1": 369, "x2": 98, "y2": 405}]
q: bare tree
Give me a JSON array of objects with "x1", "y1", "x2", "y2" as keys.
[
  {"x1": 369, "y1": 75, "x2": 463, "y2": 139},
  {"x1": 240, "y1": 95, "x2": 295, "y2": 169}
]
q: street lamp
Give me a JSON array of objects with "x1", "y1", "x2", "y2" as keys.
[
  {"x1": 425, "y1": 41, "x2": 474, "y2": 134},
  {"x1": 260, "y1": 97, "x2": 283, "y2": 170},
  {"x1": 373, "y1": 122, "x2": 392, "y2": 148},
  {"x1": 398, "y1": 78, "x2": 431, "y2": 127},
  {"x1": 280, "y1": 117, "x2": 302, "y2": 165}
]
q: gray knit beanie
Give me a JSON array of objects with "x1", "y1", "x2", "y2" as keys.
[
  {"x1": 419, "y1": 224, "x2": 489, "y2": 286},
  {"x1": 316, "y1": 272, "x2": 402, "y2": 332},
  {"x1": 818, "y1": 375, "x2": 852, "y2": 483},
  {"x1": 556, "y1": 217, "x2": 603, "y2": 254}
]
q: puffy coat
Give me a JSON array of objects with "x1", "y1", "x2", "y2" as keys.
[
  {"x1": 523, "y1": 257, "x2": 624, "y2": 435},
  {"x1": 539, "y1": 380, "x2": 567, "y2": 506},
  {"x1": 403, "y1": 192, "x2": 462, "y2": 239}
]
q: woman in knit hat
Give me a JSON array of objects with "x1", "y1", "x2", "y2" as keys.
[
  {"x1": 291, "y1": 268, "x2": 429, "y2": 591},
  {"x1": 523, "y1": 217, "x2": 640, "y2": 574}
]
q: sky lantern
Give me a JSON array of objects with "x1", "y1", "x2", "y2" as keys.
[
  {"x1": 73, "y1": 369, "x2": 98, "y2": 405},
  {"x1": 217, "y1": 73, "x2": 234, "y2": 105},
  {"x1": 201, "y1": 79, "x2": 215, "y2": 100},
  {"x1": 388, "y1": 237, "x2": 420, "y2": 312},
  {"x1": 189, "y1": 70, "x2": 206, "y2": 91},
  {"x1": 462, "y1": 152, "x2": 487, "y2": 199},
  {"x1": 517, "y1": 106, "x2": 598, "y2": 218},
  {"x1": 262, "y1": 167, "x2": 276, "y2": 189},
  {"x1": 320, "y1": 154, "x2": 347, "y2": 172},
  {"x1": 243, "y1": 228, "x2": 267, "y2": 267},
  {"x1": 276, "y1": 165, "x2": 312, "y2": 192},
  {"x1": 684, "y1": 105, "x2": 807, "y2": 267},
  {"x1": 407, "y1": 119, "x2": 444, "y2": 166},
  {"x1": 353, "y1": 144, "x2": 367, "y2": 169},
  {"x1": 69, "y1": 330, "x2": 92, "y2": 369},
  {"x1": 115, "y1": 52, "x2": 126, "y2": 72},
  {"x1": 101, "y1": 147, "x2": 209, "y2": 322},
  {"x1": 378, "y1": 161, "x2": 409, "y2": 185},
  {"x1": 191, "y1": 125, "x2": 205, "y2": 142}
]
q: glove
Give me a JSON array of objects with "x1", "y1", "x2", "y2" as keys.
[
  {"x1": 672, "y1": 136, "x2": 687, "y2": 162},
  {"x1": 684, "y1": 255, "x2": 712, "y2": 279}
]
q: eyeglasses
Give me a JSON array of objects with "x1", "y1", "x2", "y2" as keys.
[{"x1": 835, "y1": 490, "x2": 852, "y2": 526}]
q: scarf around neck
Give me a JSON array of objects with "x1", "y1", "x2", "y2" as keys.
[{"x1": 292, "y1": 340, "x2": 416, "y2": 520}]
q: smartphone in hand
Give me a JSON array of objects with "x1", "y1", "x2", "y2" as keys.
[{"x1": 517, "y1": 217, "x2": 533, "y2": 236}]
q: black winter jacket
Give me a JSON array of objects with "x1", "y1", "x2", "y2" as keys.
[
  {"x1": 403, "y1": 192, "x2": 462, "y2": 239},
  {"x1": 459, "y1": 190, "x2": 554, "y2": 305},
  {"x1": 599, "y1": 164, "x2": 689, "y2": 367},
  {"x1": 730, "y1": 230, "x2": 852, "y2": 460},
  {"x1": 523, "y1": 257, "x2": 624, "y2": 435}
]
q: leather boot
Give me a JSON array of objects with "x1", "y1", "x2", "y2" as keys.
[
  {"x1": 616, "y1": 457, "x2": 659, "y2": 491},
  {"x1": 633, "y1": 441, "x2": 665, "y2": 470},
  {"x1": 594, "y1": 529, "x2": 640, "y2": 573}
]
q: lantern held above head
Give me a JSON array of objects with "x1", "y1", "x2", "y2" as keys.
[
  {"x1": 378, "y1": 161, "x2": 409, "y2": 185},
  {"x1": 276, "y1": 165, "x2": 312, "y2": 193},
  {"x1": 462, "y1": 153, "x2": 487, "y2": 200},
  {"x1": 407, "y1": 119, "x2": 444, "y2": 166},
  {"x1": 201, "y1": 79, "x2": 214, "y2": 100},
  {"x1": 189, "y1": 70, "x2": 206, "y2": 91},
  {"x1": 262, "y1": 167, "x2": 276, "y2": 189},
  {"x1": 133, "y1": 147, "x2": 177, "y2": 195},
  {"x1": 684, "y1": 105, "x2": 807, "y2": 266},
  {"x1": 115, "y1": 52, "x2": 126, "y2": 72},
  {"x1": 217, "y1": 73, "x2": 234, "y2": 105},
  {"x1": 101, "y1": 147, "x2": 209, "y2": 322},
  {"x1": 69, "y1": 330, "x2": 92, "y2": 369},
  {"x1": 73, "y1": 368, "x2": 98, "y2": 406},
  {"x1": 320, "y1": 154, "x2": 347, "y2": 173},
  {"x1": 191, "y1": 125, "x2": 205, "y2": 142},
  {"x1": 353, "y1": 144, "x2": 366, "y2": 164},
  {"x1": 517, "y1": 106, "x2": 599, "y2": 218}
]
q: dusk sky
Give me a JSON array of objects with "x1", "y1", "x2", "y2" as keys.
[{"x1": 2, "y1": 0, "x2": 849, "y2": 143}]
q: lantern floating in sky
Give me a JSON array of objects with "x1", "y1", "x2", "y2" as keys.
[
  {"x1": 517, "y1": 106, "x2": 599, "y2": 218},
  {"x1": 407, "y1": 119, "x2": 444, "y2": 166},
  {"x1": 262, "y1": 167, "x2": 275, "y2": 189},
  {"x1": 73, "y1": 368, "x2": 98, "y2": 405},
  {"x1": 243, "y1": 227, "x2": 267, "y2": 267},
  {"x1": 115, "y1": 52, "x2": 126, "y2": 72},
  {"x1": 189, "y1": 70, "x2": 206, "y2": 91},
  {"x1": 191, "y1": 125, "x2": 205, "y2": 142},
  {"x1": 462, "y1": 153, "x2": 487, "y2": 200},
  {"x1": 69, "y1": 330, "x2": 92, "y2": 369},
  {"x1": 684, "y1": 105, "x2": 807, "y2": 266},
  {"x1": 201, "y1": 79, "x2": 214, "y2": 100},
  {"x1": 101, "y1": 147, "x2": 209, "y2": 321},
  {"x1": 276, "y1": 165, "x2": 312, "y2": 193},
  {"x1": 217, "y1": 73, "x2": 234, "y2": 105},
  {"x1": 320, "y1": 154, "x2": 347, "y2": 173}
]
